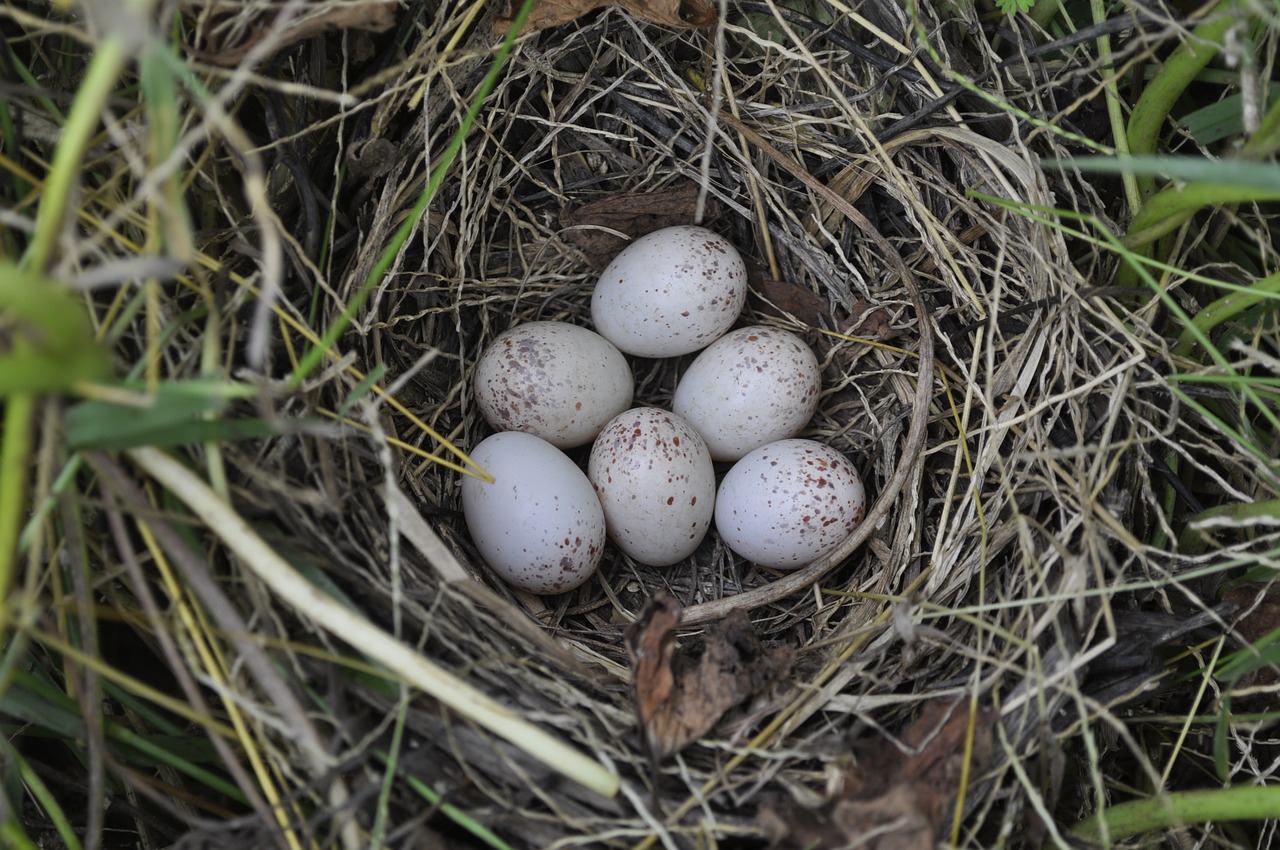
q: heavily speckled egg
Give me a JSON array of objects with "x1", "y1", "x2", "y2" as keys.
[
  {"x1": 461, "y1": 431, "x2": 605, "y2": 594},
  {"x1": 715, "y1": 439, "x2": 865, "y2": 570},
  {"x1": 588, "y1": 407, "x2": 716, "y2": 566},
  {"x1": 672, "y1": 326, "x2": 821, "y2": 461},
  {"x1": 473, "y1": 321, "x2": 634, "y2": 448},
  {"x1": 591, "y1": 226, "x2": 747, "y2": 358}
]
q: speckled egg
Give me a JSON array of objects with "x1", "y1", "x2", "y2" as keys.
[
  {"x1": 588, "y1": 407, "x2": 716, "y2": 566},
  {"x1": 591, "y1": 226, "x2": 747, "y2": 358},
  {"x1": 672, "y1": 326, "x2": 821, "y2": 462},
  {"x1": 715, "y1": 439, "x2": 865, "y2": 570},
  {"x1": 473, "y1": 321, "x2": 634, "y2": 448},
  {"x1": 461, "y1": 431, "x2": 605, "y2": 594}
]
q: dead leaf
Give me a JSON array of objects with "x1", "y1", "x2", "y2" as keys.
[
  {"x1": 347, "y1": 138, "x2": 399, "y2": 182},
  {"x1": 185, "y1": 1, "x2": 397, "y2": 67},
  {"x1": 625, "y1": 596, "x2": 791, "y2": 759},
  {"x1": 758, "y1": 700, "x2": 997, "y2": 850},
  {"x1": 839, "y1": 298, "x2": 897, "y2": 342},
  {"x1": 561, "y1": 185, "x2": 712, "y2": 270},
  {"x1": 495, "y1": 0, "x2": 716, "y2": 35},
  {"x1": 751, "y1": 278, "x2": 831, "y2": 328},
  {"x1": 1222, "y1": 584, "x2": 1280, "y2": 711},
  {"x1": 624, "y1": 596, "x2": 681, "y2": 738}
]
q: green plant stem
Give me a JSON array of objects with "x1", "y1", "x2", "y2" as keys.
[
  {"x1": 0, "y1": 390, "x2": 34, "y2": 648},
  {"x1": 1126, "y1": 0, "x2": 1234, "y2": 200},
  {"x1": 368, "y1": 692, "x2": 408, "y2": 850},
  {"x1": 1177, "y1": 498, "x2": 1280, "y2": 554},
  {"x1": 1029, "y1": 0, "x2": 1061, "y2": 30},
  {"x1": 1073, "y1": 785, "x2": 1280, "y2": 842},
  {"x1": 21, "y1": 36, "x2": 129, "y2": 273},
  {"x1": 1174, "y1": 269, "x2": 1280, "y2": 356},
  {"x1": 1122, "y1": 183, "x2": 1280, "y2": 252},
  {"x1": 7, "y1": 33, "x2": 131, "y2": 611},
  {"x1": 0, "y1": 820, "x2": 40, "y2": 850},
  {"x1": 1091, "y1": 0, "x2": 1139, "y2": 213},
  {"x1": 289, "y1": 0, "x2": 536, "y2": 388}
]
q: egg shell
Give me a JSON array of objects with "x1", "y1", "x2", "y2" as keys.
[
  {"x1": 461, "y1": 431, "x2": 605, "y2": 594},
  {"x1": 715, "y1": 439, "x2": 865, "y2": 570},
  {"x1": 591, "y1": 225, "x2": 747, "y2": 358},
  {"x1": 472, "y1": 321, "x2": 634, "y2": 448},
  {"x1": 672, "y1": 325, "x2": 821, "y2": 461},
  {"x1": 588, "y1": 407, "x2": 716, "y2": 567}
]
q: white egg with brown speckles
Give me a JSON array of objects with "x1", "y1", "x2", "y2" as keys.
[
  {"x1": 462, "y1": 431, "x2": 605, "y2": 594},
  {"x1": 591, "y1": 226, "x2": 747, "y2": 358},
  {"x1": 473, "y1": 321, "x2": 633, "y2": 449},
  {"x1": 715, "y1": 439, "x2": 865, "y2": 569},
  {"x1": 673, "y1": 326, "x2": 821, "y2": 461},
  {"x1": 588, "y1": 408, "x2": 715, "y2": 566}
]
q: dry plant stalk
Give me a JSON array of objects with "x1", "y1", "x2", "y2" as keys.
[{"x1": 126, "y1": 447, "x2": 619, "y2": 798}]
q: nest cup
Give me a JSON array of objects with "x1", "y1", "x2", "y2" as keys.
[
  {"x1": 440, "y1": 232, "x2": 929, "y2": 626},
  {"x1": 258, "y1": 4, "x2": 1127, "y2": 846}
]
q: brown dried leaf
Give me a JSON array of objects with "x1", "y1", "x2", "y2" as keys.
[
  {"x1": 758, "y1": 700, "x2": 997, "y2": 850},
  {"x1": 1222, "y1": 584, "x2": 1280, "y2": 711},
  {"x1": 840, "y1": 298, "x2": 897, "y2": 342},
  {"x1": 625, "y1": 597, "x2": 791, "y2": 759},
  {"x1": 623, "y1": 596, "x2": 680, "y2": 733},
  {"x1": 495, "y1": 0, "x2": 716, "y2": 35},
  {"x1": 752, "y1": 278, "x2": 831, "y2": 328},
  {"x1": 561, "y1": 185, "x2": 710, "y2": 270},
  {"x1": 187, "y1": 1, "x2": 397, "y2": 67}
]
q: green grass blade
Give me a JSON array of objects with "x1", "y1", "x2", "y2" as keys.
[
  {"x1": 65, "y1": 386, "x2": 294, "y2": 450},
  {"x1": 289, "y1": 0, "x2": 537, "y2": 388},
  {"x1": 370, "y1": 749, "x2": 516, "y2": 850},
  {"x1": 1125, "y1": 0, "x2": 1236, "y2": 198},
  {"x1": 1074, "y1": 785, "x2": 1280, "y2": 842},
  {"x1": 1043, "y1": 155, "x2": 1280, "y2": 191},
  {"x1": 1180, "y1": 90, "x2": 1280, "y2": 146},
  {"x1": 0, "y1": 738, "x2": 85, "y2": 850},
  {"x1": 1174, "y1": 268, "x2": 1280, "y2": 356}
]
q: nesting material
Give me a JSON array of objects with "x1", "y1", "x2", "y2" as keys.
[{"x1": 109, "y1": 2, "x2": 1269, "y2": 848}]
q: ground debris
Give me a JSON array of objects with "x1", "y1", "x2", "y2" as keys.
[
  {"x1": 495, "y1": 0, "x2": 716, "y2": 34},
  {"x1": 757, "y1": 700, "x2": 997, "y2": 850},
  {"x1": 625, "y1": 596, "x2": 791, "y2": 759}
]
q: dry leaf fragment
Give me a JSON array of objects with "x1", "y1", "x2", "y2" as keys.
[
  {"x1": 495, "y1": 0, "x2": 716, "y2": 35},
  {"x1": 186, "y1": 1, "x2": 397, "y2": 67},
  {"x1": 751, "y1": 278, "x2": 832, "y2": 329},
  {"x1": 561, "y1": 185, "x2": 712, "y2": 270},
  {"x1": 840, "y1": 298, "x2": 897, "y2": 342},
  {"x1": 625, "y1": 596, "x2": 791, "y2": 759},
  {"x1": 758, "y1": 700, "x2": 997, "y2": 849},
  {"x1": 624, "y1": 595, "x2": 680, "y2": 735},
  {"x1": 1221, "y1": 584, "x2": 1280, "y2": 711}
]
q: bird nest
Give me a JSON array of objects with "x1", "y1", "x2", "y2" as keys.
[{"x1": 39, "y1": 1, "x2": 1280, "y2": 848}]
